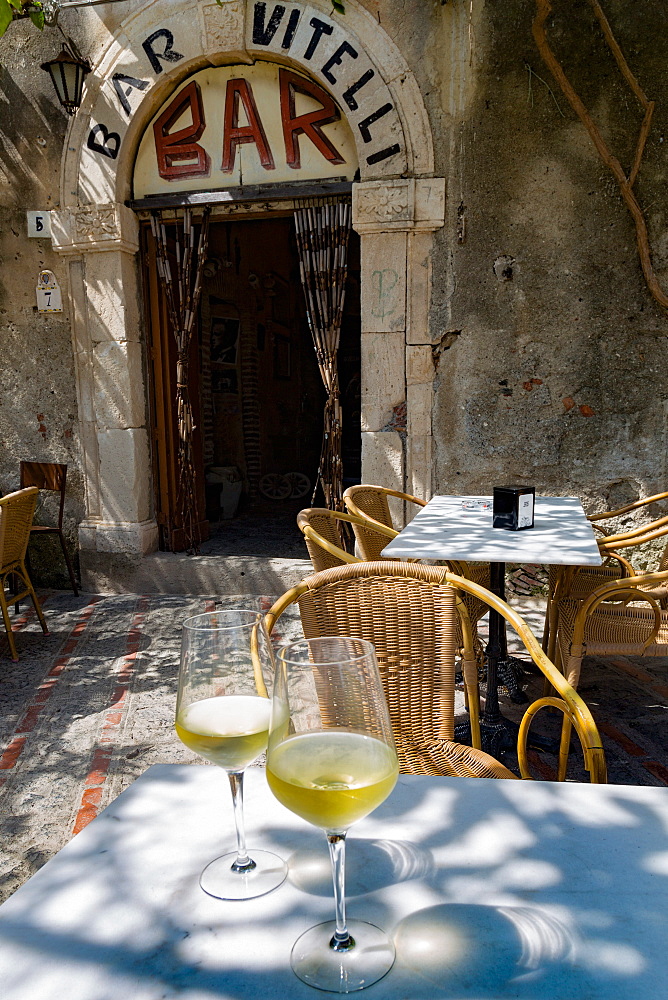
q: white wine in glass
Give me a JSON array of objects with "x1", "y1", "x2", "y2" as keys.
[
  {"x1": 267, "y1": 636, "x2": 399, "y2": 992},
  {"x1": 176, "y1": 609, "x2": 288, "y2": 900}
]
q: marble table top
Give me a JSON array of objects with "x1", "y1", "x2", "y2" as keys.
[
  {"x1": 382, "y1": 494, "x2": 603, "y2": 566},
  {"x1": 0, "y1": 765, "x2": 666, "y2": 999}
]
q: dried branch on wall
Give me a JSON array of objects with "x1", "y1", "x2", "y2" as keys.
[{"x1": 533, "y1": 0, "x2": 668, "y2": 312}]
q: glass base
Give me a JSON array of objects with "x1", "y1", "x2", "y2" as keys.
[
  {"x1": 199, "y1": 849, "x2": 287, "y2": 900},
  {"x1": 291, "y1": 919, "x2": 395, "y2": 993}
]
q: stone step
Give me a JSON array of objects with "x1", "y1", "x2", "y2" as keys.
[{"x1": 83, "y1": 553, "x2": 313, "y2": 596}]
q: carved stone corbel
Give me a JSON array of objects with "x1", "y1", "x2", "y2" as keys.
[
  {"x1": 51, "y1": 202, "x2": 140, "y2": 256},
  {"x1": 352, "y1": 178, "x2": 446, "y2": 234}
]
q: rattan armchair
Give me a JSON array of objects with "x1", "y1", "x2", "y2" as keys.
[
  {"x1": 266, "y1": 562, "x2": 606, "y2": 783},
  {"x1": 342, "y1": 484, "x2": 427, "y2": 559},
  {"x1": 0, "y1": 488, "x2": 50, "y2": 660},
  {"x1": 544, "y1": 501, "x2": 668, "y2": 661},
  {"x1": 343, "y1": 482, "x2": 492, "y2": 641},
  {"x1": 552, "y1": 566, "x2": 668, "y2": 779},
  {"x1": 297, "y1": 507, "x2": 396, "y2": 573}
]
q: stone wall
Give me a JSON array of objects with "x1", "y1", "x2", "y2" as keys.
[
  {"x1": 0, "y1": 18, "x2": 87, "y2": 585},
  {"x1": 429, "y1": 1, "x2": 668, "y2": 510},
  {"x1": 1, "y1": 0, "x2": 667, "y2": 589}
]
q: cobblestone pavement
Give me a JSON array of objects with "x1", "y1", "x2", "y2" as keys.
[{"x1": 1, "y1": 589, "x2": 668, "y2": 904}]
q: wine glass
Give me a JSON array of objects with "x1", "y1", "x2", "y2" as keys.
[
  {"x1": 176, "y1": 609, "x2": 288, "y2": 900},
  {"x1": 267, "y1": 636, "x2": 399, "y2": 992}
]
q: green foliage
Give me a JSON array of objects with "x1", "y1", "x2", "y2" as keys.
[
  {"x1": 0, "y1": 0, "x2": 14, "y2": 36},
  {"x1": 332, "y1": 0, "x2": 346, "y2": 11},
  {"x1": 0, "y1": 0, "x2": 44, "y2": 37}
]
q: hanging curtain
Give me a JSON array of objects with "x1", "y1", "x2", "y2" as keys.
[
  {"x1": 294, "y1": 201, "x2": 352, "y2": 511},
  {"x1": 150, "y1": 207, "x2": 211, "y2": 554}
]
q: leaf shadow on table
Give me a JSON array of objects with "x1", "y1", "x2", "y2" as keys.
[
  {"x1": 1, "y1": 769, "x2": 667, "y2": 999},
  {"x1": 284, "y1": 838, "x2": 435, "y2": 897}
]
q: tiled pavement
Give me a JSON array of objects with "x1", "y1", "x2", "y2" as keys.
[{"x1": 1, "y1": 589, "x2": 668, "y2": 905}]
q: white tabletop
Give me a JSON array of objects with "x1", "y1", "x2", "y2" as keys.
[
  {"x1": 381, "y1": 495, "x2": 603, "y2": 566},
  {"x1": 0, "y1": 764, "x2": 666, "y2": 999}
]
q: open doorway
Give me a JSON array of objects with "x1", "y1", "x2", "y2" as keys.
[{"x1": 143, "y1": 210, "x2": 361, "y2": 556}]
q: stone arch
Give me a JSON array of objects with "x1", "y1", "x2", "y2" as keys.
[
  {"x1": 58, "y1": 0, "x2": 434, "y2": 209},
  {"x1": 50, "y1": 0, "x2": 445, "y2": 587}
]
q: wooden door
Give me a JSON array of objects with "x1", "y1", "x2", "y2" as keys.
[{"x1": 142, "y1": 224, "x2": 209, "y2": 551}]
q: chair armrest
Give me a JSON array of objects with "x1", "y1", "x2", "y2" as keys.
[
  {"x1": 599, "y1": 514, "x2": 668, "y2": 546},
  {"x1": 443, "y1": 571, "x2": 606, "y2": 781},
  {"x1": 264, "y1": 581, "x2": 310, "y2": 635},
  {"x1": 568, "y1": 569, "x2": 668, "y2": 652},
  {"x1": 346, "y1": 509, "x2": 401, "y2": 537},
  {"x1": 382, "y1": 488, "x2": 427, "y2": 508},
  {"x1": 587, "y1": 490, "x2": 668, "y2": 522},
  {"x1": 302, "y1": 526, "x2": 359, "y2": 565},
  {"x1": 596, "y1": 548, "x2": 636, "y2": 576}
]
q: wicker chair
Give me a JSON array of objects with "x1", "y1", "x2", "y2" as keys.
[
  {"x1": 266, "y1": 562, "x2": 606, "y2": 783},
  {"x1": 343, "y1": 482, "x2": 492, "y2": 644},
  {"x1": 342, "y1": 484, "x2": 427, "y2": 560},
  {"x1": 20, "y1": 461, "x2": 78, "y2": 596},
  {"x1": 544, "y1": 499, "x2": 668, "y2": 661},
  {"x1": 552, "y1": 566, "x2": 668, "y2": 779},
  {"x1": 0, "y1": 488, "x2": 50, "y2": 661},
  {"x1": 297, "y1": 507, "x2": 395, "y2": 573}
]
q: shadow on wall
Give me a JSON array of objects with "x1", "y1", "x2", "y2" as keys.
[{"x1": 0, "y1": 64, "x2": 66, "y2": 202}]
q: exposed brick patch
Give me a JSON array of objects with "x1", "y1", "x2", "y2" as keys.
[
  {"x1": 505, "y1": 564, "x2": 548, "y2": 597},
  {"x1": 608, "y1": 656, "x2": 668, "y2": 700},
  {"x1": 385, "y1": 400, "x2": 407, "y2": 432},
  {"x1": 562, "y1": 396, "x2": 575, "y2": 411},
  {"x1": 579, "y1": 404, "x2": 595, "y2": 417},
  {"x1": 0, "y1": 736, "x2": 27, "y2": 772},
  {"x1": 0, "y1": 596, "x2": 99, "y2": 773},
  {"x1": 597, "y1": 720, "x2": 648, "y2": 757},
  {"x1": 72, "y1": 596, "x2": 151, "y2": 836},
  {"x1": 642, "y1": 761, "x2": 668, "y2": 785},
  {"x1": 526, "y1": 750, "x2": 557, "y2": 780},
  {"x1": 0, "y1": 599, "x2": 43, "y2": 660}
]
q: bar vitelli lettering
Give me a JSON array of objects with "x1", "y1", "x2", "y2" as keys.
[
  {"x1": 86, "y1": 4, "x2": 402, "y2": 177},
  {"x1": 133, "y1": 63, "x2": 360, "y2": 197}
]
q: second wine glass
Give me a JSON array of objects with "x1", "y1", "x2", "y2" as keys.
[
  {"x1": 176, "y1": 609, "x2": 287, "y2": 900},
  {"x1": 267, "y1": 636, "x2": 399, "y2": 992}
]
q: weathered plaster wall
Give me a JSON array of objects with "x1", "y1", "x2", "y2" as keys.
[
  {"x1": 428, "y1": 0, "x2": 668, "y2": 511},
  {"x1": 0, "y1": 19, "x2": 85, "y2": 584},
  {"x1": 2, "y1": 0, "x2": 668, "y2": 590},
  {"x1": 0, "y1": 4, "x2": 144, "y2": 582}
]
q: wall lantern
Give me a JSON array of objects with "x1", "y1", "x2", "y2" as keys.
[{"x1": 40, "y1": 46, "x2": 91, "y2": 115}]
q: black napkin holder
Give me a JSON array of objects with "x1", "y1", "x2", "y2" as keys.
[{"x1": 493, "y1": 486, "x2": 535, "y2": 530}]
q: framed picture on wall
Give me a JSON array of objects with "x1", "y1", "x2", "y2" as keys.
[
  {"x1": 212, "y1": 369, "x2": 238, "y2": 394},
  {"x1": 211, "y1": 317, "x2": 240, "y2": 364}
]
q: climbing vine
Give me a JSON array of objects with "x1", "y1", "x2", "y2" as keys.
[{"x1": 533, "y1": 0, "x2": 668, "y2": 312}]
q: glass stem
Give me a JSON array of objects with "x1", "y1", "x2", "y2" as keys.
[
  {"x1": 227, "y1": 771, "x2": 256, "y2": 873},
  {"x1": 327, "y1": 831, "x2": 355, "y2": 952}
]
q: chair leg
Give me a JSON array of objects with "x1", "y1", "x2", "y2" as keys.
[
  {"x1": 557, "y1": 716, "x2": 573, "y2": 782},
  {"x1": 0, "y1": 583, "x2": 20, "y2": 661},
  {"x1": 57, "y1": 529, "x2": 79, "y2": 596},
  {"x1": 16, "y1": 561, "x2": 49, "y2": 636},
  {"x1": 16, "y1": 549, "x2": 33, "y2": 614}
]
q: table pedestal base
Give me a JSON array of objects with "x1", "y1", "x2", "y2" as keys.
[
  {"x1": 456, "y1": 562, "x2": 560, "y2": 759},
  {"x1": 455, "y1": 712, "x2": 561, "y2": 758}
]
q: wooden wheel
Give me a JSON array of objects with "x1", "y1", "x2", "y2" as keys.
[{"x1": 259, "y1": 473, "x2": 291, "y2": 500}]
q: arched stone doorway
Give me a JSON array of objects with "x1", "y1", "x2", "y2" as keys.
[{"x1": 49, "y1": 0, "x2": 445, "y2": 586}]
